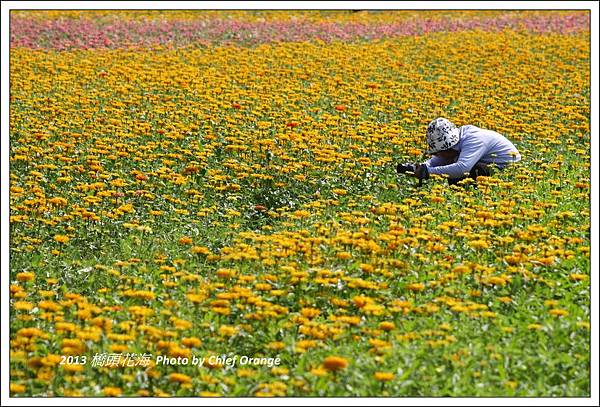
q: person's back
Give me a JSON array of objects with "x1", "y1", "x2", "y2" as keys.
[{"x1": 459, "y1": 125, "x2": 521, "y2": 165}]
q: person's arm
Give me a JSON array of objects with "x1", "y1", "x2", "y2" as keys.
[
  {"x1": 426, "y1": 138, "x2": 487, "y2": 178},
  {"x1": 424, "y1": 155, "x2": 453, "y2": 168}
]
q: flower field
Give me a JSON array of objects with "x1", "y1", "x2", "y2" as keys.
[{"x1": 9, "y1": 10, "x2": 591, "y2": 397}]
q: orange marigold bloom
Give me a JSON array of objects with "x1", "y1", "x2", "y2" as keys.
[
  {"x1": 16, "y1": 272, "x2": 35, "y2": 282},
  {"x1": 179, "y1": 236, "x2": 193, "y2": 245},
  {"x1": 322, "y1": 356, "x2": 349, "y2": 372},
  {"x1": 216, "y1": 268, "x2": 236, "y2": 278},
  {"x1": 379, "y1": 321, "x2": 395, "y2": 331},
  {"x1": 191, "y1": 246, "x2": 211, "y2": 255}
]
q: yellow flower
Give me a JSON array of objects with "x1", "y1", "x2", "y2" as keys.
[
  {"x1": 171, "y1": 317, "x2": 193, "y2": 330},
  {"x1": 267, "y1": 341, "x2": 286, "y2": 350},
  {"x1": 216, "y1": 268, "x2": 236, "y2": 278},
  {"x1": 10, "y1": 383, "x2": 26, "y2": 394},
  {"x1": 255, "y1": 283, "x2": 272, "y2": 291},
  {"x1": 336, "y1": 251, "x2": 352, "y2": 260},
  {"x1": 62, "y1": 363, "x2": 84, "y2": 373},
  {"x1": 310, "y1": 367, "x2": 328, "y2": 376},
  {"x1": 39, "y1": 300, "x2": 62, "y2": 312},
  {"x1": 406, "y1": 283, "x2": 425, "y2": 292},
  {"x1": 181, "y1": 337, "x2": 202, "y2": 348},
  {"x1": 103, "y1": 387, "x2": 122, "y2": 396},
  {"x1": 186, "y1": 293, "x2": 206, "y2": 304},
  {"x1": 110, "y1": 344, "x2": 129, "y2": 353},
  {"x1": 352, "y1": 295, "x2": 371, "y2": 308},
  {"x1": 123, "y1": 290, "x2": 156, "y2": 301},
  {"x1": 219, "y1": 325, "x2": 238, "y2": 337},
  {"x1": 549, "y1": 308, "x2": 569, "y2": 317},
  {"x1": 360, "y1": 263, "x2": 374, "y2": 273},
  {"x1": 452, "y1": 265, "x2": 470, "y2": 274},
  {"x1": 300, "y1": 307, "x2": 321, "y2": 318},
  {"x1": 272, "y1": 367, "x2": 289, "y2": 376},
  {"x1": 17, "y1": 327, "x2": 46, "y2": 338},
  {"x1": 374, "y1": 372, "x2": 395, "y2": 382},
  {"x1": 16, "y1": 272, "x2": 35, "y2": 282},
  {"x1": 54, "y1": 234, "x2": 70, "y2": 243},
  {"x1": 485, "y1": 276, "x2": 508, "y2": 286},
  {"x1": 469, "y1": 239, "x2": 489, "y2": 250},
  {"x1": 169, "y1": 373, "x2": 193, "y2": 384},
  {"x1": 199, "y1": 391, "x2": 221, "y2": 397}
]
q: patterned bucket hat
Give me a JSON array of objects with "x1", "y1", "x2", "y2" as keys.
[{"x1": 426, "y1": 118, "x2": 460, "y2": 154}]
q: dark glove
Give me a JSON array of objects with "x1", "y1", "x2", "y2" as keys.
[
  {"x1": 396, "y1": 163, "x2": 417, "y2": 174},
  {"x1": 416, "y1": 164, "x2": 430, "y2": 181}
]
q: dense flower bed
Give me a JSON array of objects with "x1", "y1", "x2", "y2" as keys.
[{"x1": 9, "y1": 10, "x2": 590, "y2": 397}]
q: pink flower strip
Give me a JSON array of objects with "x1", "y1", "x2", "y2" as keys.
[{"x1": 10, "y1": 13, "x2": 590, "y2": 50}]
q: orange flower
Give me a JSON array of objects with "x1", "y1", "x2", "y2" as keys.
[
  {"x1": 322, "y1": 356, "x2": 349, "y2": 372},
  {"x1": 379, "y1": 321, "x2": 395, "y2": 331},
  {"x1": 191, "y1": 246, "x2": 211, "y2": 255},
  {"x1": 16, "y1": 272, "x2": 35, "y2": 282},
  {"x1": 216, "y1": 268, "x2": 236, "y2": 278},
  {"x1": 178, "y1": 236, "x2": 193, "y2": 245}
]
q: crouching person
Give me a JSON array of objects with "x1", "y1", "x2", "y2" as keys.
[{"x1": 398, "y1": 118, "x2": 521, "y2": 185}]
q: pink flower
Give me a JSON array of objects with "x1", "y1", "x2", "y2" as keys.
[{"x1": 9, "y1": 11, "x2": 590, "y2": 50}]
